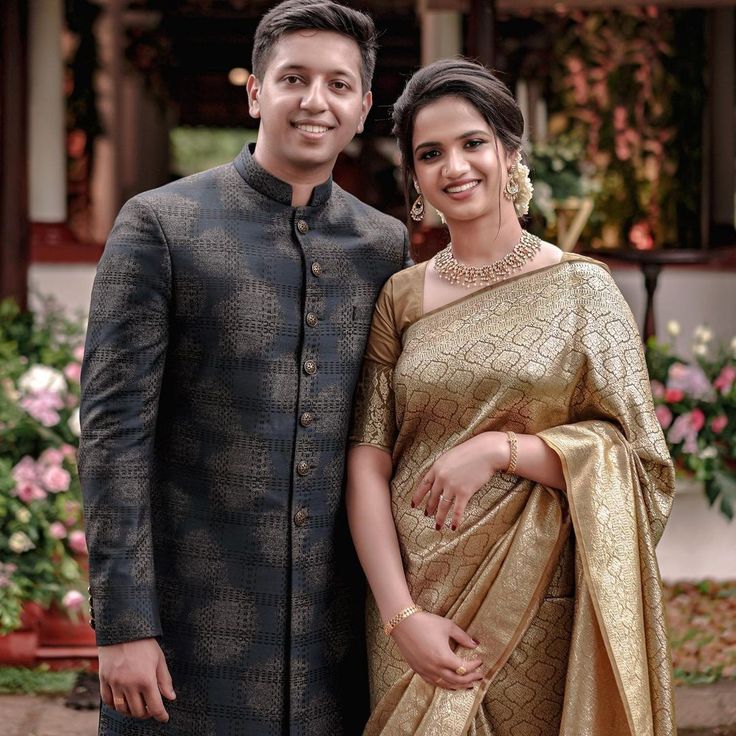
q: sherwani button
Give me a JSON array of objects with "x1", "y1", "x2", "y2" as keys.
[
  {"x1": 306, "y1": 313, "x2": 318, "y2": 327},
  {"x1": 304, "y1": 359, "x2": 317, "y2": 375},
  {"x1": 294, "y1": 508, "x2": 309, "y2": 526},
  {"x1": 297, "y1": 461, "x2": 310, "y2": 476},
  {"x1": 300, "y1": 411, "x2": 314, "y2": 427},
  {"x1": 311, "y1": 262, "x2": 323, "y2": 277},
  {"x1": 297, "y1": 219, "x2": 309, "y2": 234}
]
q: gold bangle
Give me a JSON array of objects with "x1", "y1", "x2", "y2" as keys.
[
  {"x1": 383, "y1": 604, "x2": 422, "y2": 636},
  {"x1": 505, "y1": 431, "x2": 518, "y2": 475}
]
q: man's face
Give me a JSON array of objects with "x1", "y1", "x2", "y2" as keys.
[{"x1": 247, "y1": 30, "x2": 372, "y2": 178}]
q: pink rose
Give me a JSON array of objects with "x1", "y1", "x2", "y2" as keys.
[
  {"x1": 49, "y1": 522, "x2": 67, "y2": 540},
  {"x1": 655, "y1": 405, "x2": 673, "y2": 429},
  {"x1": 39, "y1": 448, "x2": 65, "y2": 467},
  {"x1": 68, "y1": 530, "x2": 87, "y2": 555},
  {"x1": 20, "y1": 390, "x2": 64, "y2": 427},
  {"x1": 73, "y1": 345, "x2": 85, "y2": 363},
  {"x1": 690, "y1": 408, "x2": 706, "y2": 432},
  {"x1": 64, "y1": 362, "x2": 82, "y2": 384},
  {"x1": 41, "y1": 465, "x2": 71, "y2": 493},
  {"x1": 12, "y1": 456, "x2": 39, "y2": 484},
  {"x1": 711, "y1": 415, "x2": 728, "y2": 434},
  {"x1": 15, "y1": 481, "x2": 47, "y2": 503},
  {"x1": 714, "y1": 365, "x2": 736, "y2": 394},
  {"x1": 61, "y1": 444, "x2": 77, "y2": 460},
  {"x1": 62, "y1": 590, "x2": 85, "y2": 611}
]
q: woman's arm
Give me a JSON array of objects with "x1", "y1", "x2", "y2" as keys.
[
  {"x1": 411, "y1": 431, "x2": 566, "y2": 531},
  {"x1": 346, "y1": 444, "x2": 483, "y2": 689}
]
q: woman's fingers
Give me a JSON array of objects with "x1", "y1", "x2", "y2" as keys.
[
  {"x1": 411, "y1": 469, "x2": 435, "y2": 508},
  {"x1": 434, "y1": 493, "x2": 454, "y2": 530},
  {"x1": 449, "y1": 622, "x2": 479, "y2": 650},
  {"x1": 424, "y1": 477, "x2": 444, "y2": 517},
  {"x1": 438, "y1": 665, "x2": 484, "y2": 689},
  {"x1": 450, "y1": 495, "x2": 470, "y2": 531}
]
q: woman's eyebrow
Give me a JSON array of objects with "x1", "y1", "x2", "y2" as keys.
[{"x1": 414, "y1": 130, "x2": 488, "y2": 154}]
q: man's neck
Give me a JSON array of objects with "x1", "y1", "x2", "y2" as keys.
[{"x1": 252, "y1": 146, "x2": 332, "y2": 208}]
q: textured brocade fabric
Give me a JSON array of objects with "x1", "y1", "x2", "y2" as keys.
[
  {"x1": 350, "y1": 254, "x2": 676, "y2": 736},
  {"x1": 79, "y1": 144, "x2": 409, "y2": 736}
]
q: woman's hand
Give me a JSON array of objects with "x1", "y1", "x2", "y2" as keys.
[
  {"x1": 411, "y1": 432, "x2": 508, "y2": 531},
  {"x1": 391, "y1": 611, "x2": 484, "y2": 690}
]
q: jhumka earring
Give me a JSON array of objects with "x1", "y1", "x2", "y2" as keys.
[
  {"x1": 410, "y1": 181, "x2": 424, "y2": 222},
  {"x1": 503, "y1": 150, "x2": 534, "y2": 216}
]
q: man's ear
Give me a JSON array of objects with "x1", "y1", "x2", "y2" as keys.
[
  {"x1": 246, "y1": 74, "x2": 261, "y2": 119},
  {"x1": 356, "y1": 90, "x2": 373, "y2": 134}
]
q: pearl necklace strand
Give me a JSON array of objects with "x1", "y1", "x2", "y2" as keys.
[{"x1": 434, "y1": 230, "x2": 542, "y2": 288}]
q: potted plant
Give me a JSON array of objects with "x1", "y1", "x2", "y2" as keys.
[
  {"x1": 647, "y1": 322, "x2": 736, "y2": 519},
  {"x1": 0, "y1": 298, "x2": 92, "y2": 658}
]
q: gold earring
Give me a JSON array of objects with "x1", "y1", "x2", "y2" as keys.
[
  {"x1": 504, "y1": 151, "x2": 521, "y2": 201},
  {"x1": 433, "y1": 206, "x2": 446, "y2": 225},
  {"x1": 410, "y1": 194, "x2": 425, "y2": 222}
]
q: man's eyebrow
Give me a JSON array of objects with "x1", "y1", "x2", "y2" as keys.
[
  {"x1": 414, "y1": 130, "x2": 488, "y2": 154},
  {"x1": 274, "y1": 63, "x2": 358, "y2": 80}
]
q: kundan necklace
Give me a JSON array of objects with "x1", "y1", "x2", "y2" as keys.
[{"x1": 434, "y1": 229, "x2": 542, "y2": 288}]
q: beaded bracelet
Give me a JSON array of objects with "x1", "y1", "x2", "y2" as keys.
[
  {"x1": 505, "y1": 431, "x2": 518, "y2": 475},
  {"x1": 383, "y1": 604, "x2": 422, "y2": 636}
]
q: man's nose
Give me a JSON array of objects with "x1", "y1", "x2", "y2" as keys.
[{"x1": 300, "y1": 81, "x2": 328, "y2": 112}]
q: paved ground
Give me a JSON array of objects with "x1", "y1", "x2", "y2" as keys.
[{"x1": 2, "y1": 680, "x2": 736, "y2": 735}]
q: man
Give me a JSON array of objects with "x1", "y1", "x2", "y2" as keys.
[{"x1": 79, "y1": 2, "x2": 410, "y2": 734}]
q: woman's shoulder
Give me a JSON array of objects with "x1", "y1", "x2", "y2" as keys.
[{"x1": 377, "y1": 261, "x2": 426, "y2": 333}]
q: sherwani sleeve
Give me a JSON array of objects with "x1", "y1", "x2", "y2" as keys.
[
  {"x1": 537, "y1": 269, "x2": 676, "y2": 736},
  {"x1": 349, "y1": 278, "x2": 402, "y2": 452},
  {"x1": 79, "y1": 195, "x2": 171, "y2": 646}
]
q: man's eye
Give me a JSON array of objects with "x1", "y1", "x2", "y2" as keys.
[
  {"x1": 332, "y1": 81, "x2": 347, "y2": 90},
  {"x1": 285, "y1": 75, "x2": 302, "y2": 84}
]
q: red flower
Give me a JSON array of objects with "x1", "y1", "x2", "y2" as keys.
[
  {"x1": 665, "y1": 388, "x2": 685, "y2": 403},
  {"x1": 690, "y1": 408, "x2": 706, "y2": 432}
]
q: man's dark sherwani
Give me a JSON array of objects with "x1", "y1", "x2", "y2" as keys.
[{"x1": 79, "y1": 144, "x2": 409, "y2": 736}]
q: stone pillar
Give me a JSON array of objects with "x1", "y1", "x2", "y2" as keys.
[
  {"x1": 418, "y1": 0, "x2": 463, "y2": 66},
  {"x1": 28, "y1": 0, "x2": 66, "y2": 225}
]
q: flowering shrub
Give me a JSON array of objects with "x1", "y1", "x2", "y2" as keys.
[
  {"x1": 0, "y1": 299, "x2": 88, "y2": 633},
  {"x1": 647, "y1": 322, "x2": 736, "y2": 519}
]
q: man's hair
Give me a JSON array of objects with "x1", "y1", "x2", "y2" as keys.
[{"x1": 252, "y1": 0, "x2": 378, "y2": 91}]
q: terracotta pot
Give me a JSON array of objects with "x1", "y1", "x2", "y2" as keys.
[
  {"x1": 20, "y1": 601, "x2": 45, "y2": 630},
  {"x1": 0, "y1": 628, "x2": 39, "y2": 666},
  {"x1": 39, "y1": 603, "x2": 96, "y2": 647}
]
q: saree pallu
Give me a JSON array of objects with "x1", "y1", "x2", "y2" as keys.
[{"x1": 349, "y1": 253, "x2": 676, "y2": 736}]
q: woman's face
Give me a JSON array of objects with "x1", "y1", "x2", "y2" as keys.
[{"x1": 411, "y1": 95, "x2": 514, "y2": 225}]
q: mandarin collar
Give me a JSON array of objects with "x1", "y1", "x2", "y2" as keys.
[{"x1": 233, "y1": 143, "x2": 333, "y2": 208}]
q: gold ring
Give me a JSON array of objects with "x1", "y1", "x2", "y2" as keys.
[
  {"x1": 114, "y1": 697, "x2": 126, "y2": 707},
  {"x1": 439, "y1": 494, "x2": 452, "y2": 504},
  {"x1": 455, "y1": 665, "x2": 467, "y2": 676},
  {"x1": 436, "y1": 676, "x2": 444, "y2": 686}
]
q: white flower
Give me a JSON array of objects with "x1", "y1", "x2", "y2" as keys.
[
  {"x1": 699, "y1": 446, "x2": 718, "y2": 460},
  {"x1": 693, "y1": 343, "x2": 708, "y2": 357},
  {"x1": 8, "y1": 531, "x2": 35, "y2": 554},
  {"x1": 68, "y1": 407, "x2": 81, "y2": 437},
  {"x1": 18, "y1": 365, "x2": 66, "y2": 395},
  {"x1": 15, "y1": 508, "x2": 31, "y2": 524},
  {"x1": 731, "y1": 336, "x2": 736, "y2": 356},
  {"x1": 694, "y1": 325, "x2": 713, "y2": 344},
  {"x1": 666, "y1": 320, "x2": 681, "y2": 337},
  {"x1": 513, "y1": 160, "x2": 534, "y2": 217}
]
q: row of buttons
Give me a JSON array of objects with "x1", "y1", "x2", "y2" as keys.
[{"x1": 295, "y1": 218, "x2": 319, "y2": 530}]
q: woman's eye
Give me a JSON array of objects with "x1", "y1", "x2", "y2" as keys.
[
  {"x1": 419, "y1": 150, "x2": 440, "y2": 161},
  {"x1": 465, "y1": 139, "x2": 484, "y2": 149}
]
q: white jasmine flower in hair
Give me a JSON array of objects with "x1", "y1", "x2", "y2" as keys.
[{"x1": 513, "y1": 159, "x2": 534, "y2": 217}]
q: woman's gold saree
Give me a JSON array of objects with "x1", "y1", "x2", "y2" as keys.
[{"x1": 350, "y1": 253, "x2": 675, "y2": 736}]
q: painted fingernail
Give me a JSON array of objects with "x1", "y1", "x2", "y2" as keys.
[
  {"x1": 471, "y1": 639, "x2": 479, "y2": 646},
  {"x1": 451, "y1": 524, "x2": 457, "y2": 531},
  {"x1": 411, "y1": 501, "x2": 415, "y2": 508},
  {"x1": 435, "y1": 523, "x2": 442, "y2": 531},
  {"x1": 424, "y1": 510, "x2": 428, "y2": 516}
]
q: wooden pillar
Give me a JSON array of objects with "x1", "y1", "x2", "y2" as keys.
[
  {"x1": 467, "y1": 0, "x2": 497, "y2": 68},
  {"x1": 0, "y1": 0, "x2": 29, "y2": 306}
]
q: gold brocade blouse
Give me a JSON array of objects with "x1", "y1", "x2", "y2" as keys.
[{"x1": 350, "y1": 253, "x2": 676, "y2": 736}]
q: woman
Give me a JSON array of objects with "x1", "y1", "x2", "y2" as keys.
[{"x1": 346, "y1": 58, "x2": 675, "y2": 736}]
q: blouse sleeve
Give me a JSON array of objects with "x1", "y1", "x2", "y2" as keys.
[{"x1": 349, "y1": 278, "x2": 402, "y2": 452}]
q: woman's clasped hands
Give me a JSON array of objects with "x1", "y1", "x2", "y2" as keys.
[
  {"x1": 411, "y1": 432, "x2": 508, "y2": 531},
  {"x1": 390, "y1": 610, "x2": 484, "y2": 690}
]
